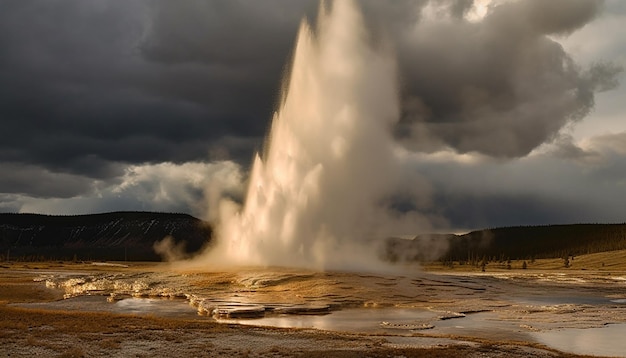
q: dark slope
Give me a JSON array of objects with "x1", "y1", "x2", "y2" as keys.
[
  {"x1": 443, "y1": 223, "x2": 626, "y2": 261},
  {"x1": 3, "y1": 213, "x2": 625, "y2": 263},
  {"x1": 384, "y1": 224, "x2": 626, "y2": 263},
  {"x1": 0, "y1": 212, "x2": 212, "y2": 261}
]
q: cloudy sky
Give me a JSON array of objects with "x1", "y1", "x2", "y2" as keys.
[{"x1": 0, "y1": 0, "x2": 624, "y2": 232}]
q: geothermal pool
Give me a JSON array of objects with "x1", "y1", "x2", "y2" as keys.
[{"x1": 21, "y1": 266, "x2": 626, "y2": 357}]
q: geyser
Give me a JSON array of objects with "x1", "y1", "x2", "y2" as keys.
[{"x1": 210, "y1": 0, "x2": 429, "y2": 270}]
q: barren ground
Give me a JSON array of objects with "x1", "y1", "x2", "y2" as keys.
[{"x1": 2, "y1": 252, "x2": 625, "y2": 357}]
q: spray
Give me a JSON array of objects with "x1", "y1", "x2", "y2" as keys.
[{"x1": 205, "y1": 0, "x2": 431, "y2": 270}]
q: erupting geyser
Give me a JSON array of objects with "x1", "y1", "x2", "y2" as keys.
[{"x1": 211, "y1": 0, "x2": 427, "y2": 270}]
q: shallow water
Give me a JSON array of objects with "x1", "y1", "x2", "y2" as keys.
[
  {"x1": 221, "y1": 307, "x2": 437, "y2": 334},
  {"x1": 532, "y1": 324, "x2": 626, "y2": 357},
  {"x1": 113, "y1": 297, "x2": 199, "y2": 318},
  {"x1": 17, "y1": 296, "x2": 200, "y2": 319},
  {"x1": 33, "y1": 267, "x2": 626, "y2": 355},
  {"x1": 19, "y1": 296, "x2": 530, "y2": 341},
  {"x1": 20, "y1": 294, "x2": 626, "y2": 356},
  {"x1": 514, "y1": 293, "x2": 626, "y2": 306},
  {"x1": 222, "y1": 307, "x2": 537, "y2": 341}
]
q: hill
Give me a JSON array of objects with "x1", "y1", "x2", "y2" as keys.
[
  {"x1": 0, "y1": 212, "x2": 212, "y2": 261},
  {"x1": 3, "y1": 213, "x2": 625, "y2": 264},
  {"x1": 446, "y1": 224, "x2": 626, "y2": 261},
  {"x1": 387, "y1": 223, "x2": 626, "y2": 264}
]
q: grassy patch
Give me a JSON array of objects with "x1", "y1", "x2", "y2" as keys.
[
  {"x1": 0, "y1": 280, "x2": 64, "y2": 304},
  {"x1": 425, "y1": 249, "x2": 626, "y2": 273}
]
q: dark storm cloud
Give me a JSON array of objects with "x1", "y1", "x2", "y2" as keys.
[
  {"x1": 137, "y1": 1, "x2": 323, "y2": 152},
  {"x1": 141, "y1": 0, "x2": 317, "y2": 65},
  {"x1": 435, "y1": 193, "x2": 592, "y2": 229},
  {"x1": 0, "y1": 1, "x2": 154, "y2": 174},
  {"x1": 0, "y1": 163, "x2": 95, "y2": 198},
  {"x1": 395, "y1": 0, "x2": 622, "y2": 157},
  {"x1": 139, "y1": 0, "x2": 620, "y2": 160},
  {"x1": 414, "y1": 142, "x2": 626, "y2": 229},
  {"x1": 0, "y1": 0, "x2": 623, "y2": 225},
  {"x1": 0, "y1": 0, "x2": 303, "y2": 180},
  {"x1": 1, "y1": 0, "x2": 616, "y2": 173},
  {"x1": 0, "y1": 0, "x2": 423, "y2": 184}
]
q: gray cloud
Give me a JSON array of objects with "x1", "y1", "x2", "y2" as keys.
[
  {"x1": 508, "y1": 0, "x2": 601, "y2": 36},
  {"x1": 132, "y1": 0, "x2": 621, "y2": 161},
  {"x1": 141, "y1": 0, "x2": 317, "y2": 65},
  {"x1": 0, "y1": 163, "x2": 96, "y2": 198},
  {"x1": 0, "y1": 1, "x2": 278, "y2": 176},
  {"x1": 550, "y1": 134, "x2": 596, "y2": 160},
  {"x1": 395, "y1": 0, "x2": 621, "y2": 158},
  {"x1": 1, "y1": 0, "x2": 617, "y2": 170},
  {"x1": 413, "y1": 139, "x2": 626, "y2": 229},
  {"x1": 0, "y1": 0, "x2": 624, "y2": 231},
  {"x1": 15, "y1": 161, "x2": 243, "y2": 218}
]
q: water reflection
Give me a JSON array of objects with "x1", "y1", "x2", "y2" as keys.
[
  {"x1": 113, "y1": 298, "x2": 197, "y2": 318},
  {"x1": 219, "y1": 307, "x2": 527, "y2": 341},
  {"x1": 17, "y1": 296, "x2": 199, "y2": 319},
  {"x1": 515, "y1": 295, "x2": 623, "y2": 306},
  {"x1": 532, "y1": 324, "x2": 626, "y2": 357},
  {"x1": 220, "y1": 308, "x2": 438, "y2": 334}
]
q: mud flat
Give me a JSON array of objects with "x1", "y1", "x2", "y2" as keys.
[{"x1": 2, "y1": 261, "x2": 625, "y2": 357}]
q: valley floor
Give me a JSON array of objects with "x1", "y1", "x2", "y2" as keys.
[{"x1": 2, "y1": 254, "x2": 625, "y2": 357}]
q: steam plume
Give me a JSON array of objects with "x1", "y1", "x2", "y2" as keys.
[{"x1": 203, "y1": 0, "x2": 433, "y2": 270}]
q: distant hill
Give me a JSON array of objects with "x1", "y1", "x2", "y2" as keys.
[
  {"x1": 385, "y1": 224, "x2": 626, "y2": 263},
  {"x1": 3, "y1": 213, "x2": 625, "y2": 264},
  {"x1": 447, "y1": 224, "x2": 626, "y2": 261},
  {"x1": 0, "y1": 212, "x2": 212, "y2": 261}
]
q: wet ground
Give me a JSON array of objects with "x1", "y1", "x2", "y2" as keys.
[{"x1": 14, "y1": 264, "x2": 626, "y2": 357}]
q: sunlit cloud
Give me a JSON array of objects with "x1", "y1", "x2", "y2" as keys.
[{"x1": 17, "y1": 161, "x2": 244, "y2": 218}]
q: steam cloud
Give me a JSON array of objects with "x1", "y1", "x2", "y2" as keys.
[
  {"x1": 140, "y1": 0, "x2": 620, "y2": 162},
  {"x1": 154, "y1": 236, "x2": 188, "y2": 262},
  {"x1": 182, "y1": 0, "x2": 622, "y2": 270},
  {"x1": 0, "y1": 1, "x2": 621, "y2": 257},
  {"x1": 199, "y1": 1, "x2": 438, "y2": 271}
]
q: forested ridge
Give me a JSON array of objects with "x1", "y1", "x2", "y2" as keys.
[
  {"x1": 443, "y1": 223, "x2": 626, "y2": 261},
  {"x1": 0, "y1": 212, "x2": 211, "y2": 261},
  {"x1": 2, "y1": 212, "x2": 625, "y2": 263}
]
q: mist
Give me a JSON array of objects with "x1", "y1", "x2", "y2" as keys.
[
  {"x1": 189, "y1": 1, "x2": 439, "y2": 271},
  {"x1": 175, "y1": 0, "x2": 624, "y2": 272}
]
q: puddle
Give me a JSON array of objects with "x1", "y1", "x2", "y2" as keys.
[
  {"x1": 220, "y1": 307, "x2": 439, "y2": 334},
  {"x1": 432, "y1": 311, "x2": 531, "y2": 341},
  {"x1": 515, "y1": 296, "x2": 626, "y2": 306},
  {"x1": 22, "y1": 297, "x2": 520, "y2": 339},
  {"x1": 20, "y1": 295, "x2": 626, "y2": 356},
  {"x1": 16, "y1": 296, "x2": 200, "y2": 319},
  {"x1": 112, "y1": 297, "x2": 199, "y2": 318},
  {"x1": 515, "y1": 295, "x2": 624, "y2": 306},
  {"x1": 220, "y1": 307, "x2": 530, "y2": 341},
  {"x1": 532, "y1": 324, "x2": 626, "y2": 357}
]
